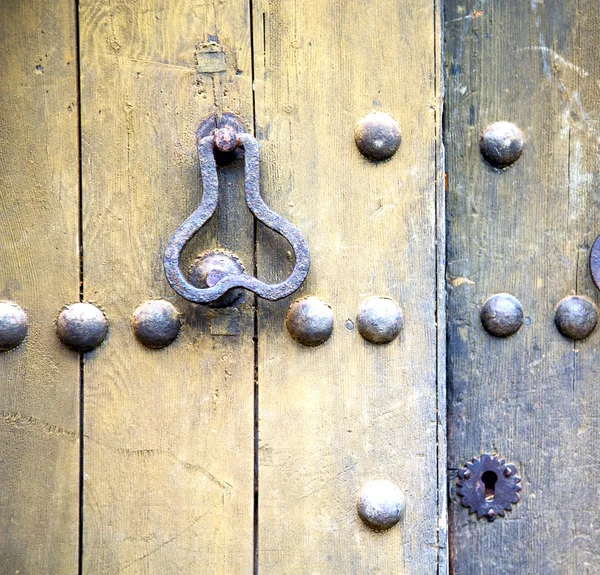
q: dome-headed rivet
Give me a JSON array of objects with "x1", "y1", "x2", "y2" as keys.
[
  {"x1": 132, "y1": 299, "x2": 181, "y2": 349},
  {"x1": 188, "y1": 250, "x2": 245, "y2": 308},
  {"x1": 480, "y1": 293, "x2": 524, "y2": 338},
  {"x1": 354, "y1": 112, "x2": 401, "y2": 161},
  {"x1": 554, "y1": 295, "x2": 597, "y2": 340},
  {"x1": 196, "y1": 112, "x2": 246, "y2": 166},
  {"x1": 357, "y1": 480, "x2": 405, "y2": 531},
  {"x1": 56, "y1": 302, "x2": 108, "y2": 351},
  {"x1": 486, "y1": 509, "x2": 497, "y2": 520},
  {"x1": 213, "y1": 126, "x2": 238, "y2": 153},
  {"x1": 480, "y1": 121, "x2": 524, "y2": 168},
  {"x1": 0, "y1": 301, "x2": 28, "y2": 351},
  {"x1": 356, "y1": 296, "x2": 403, "y2": 344},
  {"x1": 285, "y1": 296, "x2": 334, "y2": 347}
]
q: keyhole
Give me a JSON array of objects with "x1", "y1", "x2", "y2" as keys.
[{"x1": 482, "y1": 470, "x2": 498, "y2": 501}]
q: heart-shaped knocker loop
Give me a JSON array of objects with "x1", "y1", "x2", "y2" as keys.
[{"x1": 164, "y1": 115, "x2": 310, "y2": 304}]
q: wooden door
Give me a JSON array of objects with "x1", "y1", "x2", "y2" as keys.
[{"x1": 1, "y1": 1, "x2": 444, "y2": 573}]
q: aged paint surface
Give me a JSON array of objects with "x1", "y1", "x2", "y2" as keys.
[
  {"x1": 1, "y1": 0, "x2": 444, "y2": 572},
  {"x1": 253, "y1": 1, "x2": 444, "y2": 572},
  {"x1": 446, "y1": 0, "x2": 600, "y2": 572},
  {"x1": 79, "y1": 1, "x2": 255, "y2": 571},
  {"x1": 7, "y1": 0, "x2": 600, "y2": 569},
  {"x1": 0, "y1": 1, "x2": 80, "y2": 572}
]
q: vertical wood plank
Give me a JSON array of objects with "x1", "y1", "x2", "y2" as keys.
[
  {"x1": 446, "y1": 0, "x2": 600, "y2": 572},
  {"x1": 0, "y1": 1, "x2": 80, "y2": 572},
  {"x1": 79, "y1": 1, "x2": 255, "y2": 571},
  {"x1": 253, "y1": 1, "x2": 443, "y2": 572}
]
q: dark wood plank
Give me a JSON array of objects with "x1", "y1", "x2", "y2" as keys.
[{"x1": 446, "y1": 1, "x2": 600, "y2": 572}]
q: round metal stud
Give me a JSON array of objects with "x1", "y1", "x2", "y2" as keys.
[
  {"x1": 356, "y1": 297, "x2": 403, "y2": 344},
  {"x1": 213, "y1": 126, "x2": 238, "y2": 153},
  {"x1": 188, "y1": 250, "x2": 245, "y2": 308},
  {"x1": 589, "y1": 234, "x2": 600, "y2": 291},
  {"x1": 480, "y1": 293, "x2": 524, "y2": 337},
  {"x1": 0, "y1": 301, "x2": 28, "y2": 352},
  {"x1": 354, "y1": 112, "x2": 401, "y2": 161},
  {"x1": 196, "y1": 112, "x2": 246, "y2": 166},
  {"x1": 56, "y1": 302, "x2": 108, "y2": 352},
  {"x1": 132, "y1": 299, "x2": 181, "y2": 349},
  {"x1": 357, "y1": 480, "x2": 405, "y2": 531},
  {"x1": 480, "y1": 121, "x2": 524, "y2": 168},
  {"x1": 554, "y1": 295, "x2": 598, "y2": 340},
  {"x1": 285, "y1": 296, "x2": 334, "y2": 347}
]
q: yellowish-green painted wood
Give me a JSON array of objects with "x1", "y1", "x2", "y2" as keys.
[
  {"x1": 252, "y1": 1, "x2": 444, "y2": 572},
  {"x1": 0, "y1": 1, "x2": 80, "y2": 572},
  {"x1": 1, "y1": 2, "x2": 445, "y2": 571},
  {"x1": 79, "y1": 1, "x2": 255, "y2": 571}
]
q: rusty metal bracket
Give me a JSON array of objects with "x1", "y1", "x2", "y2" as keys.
[
  {"x1": 590, "y1": 234, "x2": 600, "y2": 292},
  {"x1": 457, "y1": 453, "x2": 521, "y2": 521},
  {"x1": 164, "y1": 114, "x2": 310, "y2": 304}
]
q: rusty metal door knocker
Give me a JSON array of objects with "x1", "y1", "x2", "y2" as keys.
[{"x1": 164, "y1": 114, "x2": 310, "y2": 304}]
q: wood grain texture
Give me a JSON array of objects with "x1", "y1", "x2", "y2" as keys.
[
  {"x1": 0, "y1": 1, "x2": 80, "y2": 572},
  {"x1": 252, "y1": 1, "x2": 444, "y2": 572},
  {"x1": 446, "y1": 1, "x2": 600, "y2": 572},
  {"x1": 79, "y1": 1, "x2": 255, "y2": 571}
]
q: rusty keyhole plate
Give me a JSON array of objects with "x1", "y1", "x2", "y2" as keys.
[{"x1": 457, "y1": 453, "x2": 522, "y2": 521}]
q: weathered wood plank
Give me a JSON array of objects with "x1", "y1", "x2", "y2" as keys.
[
  {"x1": 253, "y1": 1, "x2": 444, "y2": 572},
  {"x1": 79, "y1": 1, "x2": 255, "y2": 571},
  {"x1": 0, "y1": 1, "x2": 80, "y2": 572},
  {"x1": 446, "y1": 1, "x2": 600, "y2": 572}
]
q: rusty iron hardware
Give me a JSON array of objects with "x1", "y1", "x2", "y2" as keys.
[
  {"x1": 480, "y1": 293, "x2": 524, "y2": 338},
  {"x1": 354, "y1": 112, "x2": 401, "y2": 162},
  {"x1": 164, "y1": 113, "x2": 310, "y2": 304},
  {"x1": 0, "y1": 301, "x2": 28, "y2": 352},
  {"x1": 132, "y1": 300, "x2": 181, "y2": 349},
  {"x1": 356, "y1": 296, "x2": 403, "y2": 344},
  {"x1": 188, "y1": 250, "x2": 246, "y2": 308},
  {"x1": 357, "y1": 479, "x2": 405, "y2": 531},
  {"x1": 590, "y1": 234, "x2": 600, "y2": 293},
  {"x1": 56, "y1": 302, "x2": 108, "y2": 352},
  {"x1": 554, "y1": 295, "x2": 598, "y2": 340},
  {"x1": 457, "y1": 453, "x2": 521, "y2": 521},
  {"x1": 285, "y1": 296, "x2": 334, "y2": 347},
  {"x1": 480, "y1": 121, "x2": 524, "y2": 168}
]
